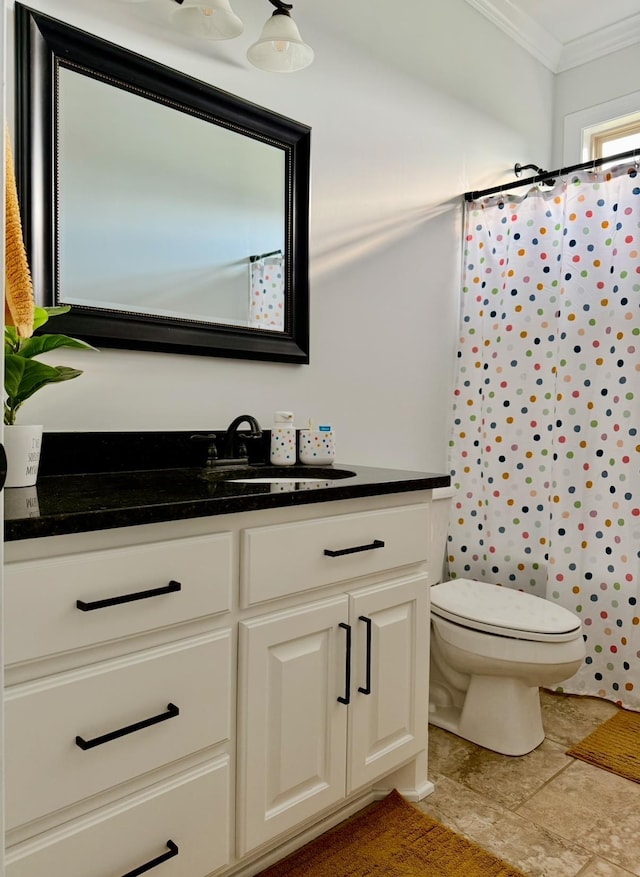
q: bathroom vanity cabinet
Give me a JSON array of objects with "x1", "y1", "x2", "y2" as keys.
[
  {"x1": 4, "y1": 532, "x2": 234, "y2": 877},
  {"x1": 3, "y1": 477, "x2": 441, "y2": 877}
]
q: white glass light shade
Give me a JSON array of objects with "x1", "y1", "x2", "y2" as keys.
[
  {"x1": 172, "y1": 0, "x2": 244, "y2": 40},
  {"x1": 247, "y1": 13, "x2": 314, "y2": 73}
]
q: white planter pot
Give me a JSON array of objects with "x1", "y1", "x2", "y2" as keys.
[
  {"x1": 4, "y1": 424, "x2": 44, "y2": 488},
  {"x1": 4, "y1": 484, "x2": 40, "y2": 517}
]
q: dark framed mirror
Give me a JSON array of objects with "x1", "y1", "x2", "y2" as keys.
[{"x1": 15, "y1": 3, "x2": 310, "y2": 363}]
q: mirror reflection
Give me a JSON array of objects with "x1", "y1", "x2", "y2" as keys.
[{"x1": 58, "y1": 67, "x2": 286, "y2": 331}]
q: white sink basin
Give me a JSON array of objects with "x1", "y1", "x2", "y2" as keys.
[
  {"x1": 225, "y1": 467, "x2": 356, "y2": 489},
  {"x1": 225, "y1": 466, "x2": 355, "y2": 485},
  {"x1": 229, "y1": 477, "x2": 328, "y2": 484}
]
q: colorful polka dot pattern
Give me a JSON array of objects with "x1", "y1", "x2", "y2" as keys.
[
  {"x1": 299, "y1": 430, "x2": 336, "y2": 464},
  {"x1": 448, "y1": 165, "x2": 640, "y2": 709},
  {"x1": 249, "y1": 258, "x2": 285, "y2": 330},
  {"x1": 270, "y1": 427, "x2": 296, "y2": 464}
]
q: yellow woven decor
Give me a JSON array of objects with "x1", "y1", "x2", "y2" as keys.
[
  {"x1": 4, "y1": 124, "x2": 35, "y2": 339},
  {"x1": 567, "y1": 708, "x2": 640, "y2": 783},
  {"x1": 256, "y1": 789, "x2": 526, "y2": 877}
]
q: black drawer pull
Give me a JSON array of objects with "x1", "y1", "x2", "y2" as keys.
[
  {"x1": 358, "y1": 615, "x2": 372, "y2": 695},
  {"x1": 121, "y1": 840, "x2": 179, "y2": 877},
  {"x1": 324, "y1": 539, "x2": 385, "y2": 558},
  {"x1": 76, "y1": 703, "x2": 179, "y2": 750},
  {"x1": 76, "y1": 580, "x2": 182, "y2": 611},
  {"x1": 337, "y1": 622, "x2": 351, "y2": 705}
]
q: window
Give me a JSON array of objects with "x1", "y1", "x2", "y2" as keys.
[
  {"x1": 592, "y1": 120, "x2": 640, "y2": 158},
  {"x1": 564, "y1": 92, "x2": 640, "y2": 164},
  {"x1": 586, "y1": 112, "x2": 640, "y2": 160}
]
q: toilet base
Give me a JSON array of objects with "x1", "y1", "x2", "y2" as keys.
[{"x1": 429, "y1": 674, "x2": 545, "y2": 756}]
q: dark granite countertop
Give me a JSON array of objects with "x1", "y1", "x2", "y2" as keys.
[{"x1": 4, "y1": 432, "x2": 450, "y2": 542}]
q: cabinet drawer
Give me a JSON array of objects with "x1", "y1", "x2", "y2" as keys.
[
  {"x1": 5, "y1": 631, "x2": 231, "y2": 829},
  {"x1": 4, "y1": 533, "x2": 233, "y2": 665},
  {"x1": 241, "y1": 504, "x2": 429, "y2": 605},
  {"x1": 6, "y1": 759, "x2": 230, "y2": 877}
]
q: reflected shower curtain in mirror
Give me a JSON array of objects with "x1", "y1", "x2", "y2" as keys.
[
  {"x1": 448, "y1": 162, "x2": 640, "y2": 708},
  {"x1": 249, "y1": 252, "x2": 285, "y2": 330}
]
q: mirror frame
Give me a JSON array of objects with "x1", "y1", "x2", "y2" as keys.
[{"x1": 15, "y1": 3, "x2": 311, "y2": 363}]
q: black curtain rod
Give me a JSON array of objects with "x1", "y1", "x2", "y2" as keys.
[
  {"x1": 464, "y1": 146, "x2": 640, "y2": 202},
  {"x1": 249, "y1": 248, "x2": 282, "y2": 263}
]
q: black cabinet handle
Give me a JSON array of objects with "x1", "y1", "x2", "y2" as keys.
[
  {"x1": 337, "y1": 622, "x2": 351, "y2": 705},
  {"x1": 358, "y1": 615, "x2": 372, "y2": 695},
  {"x1": 121, "y1": 840, "x2": 179, "y2": 877},
  {"x1": 324, "y1": 539, "x2": 385, "y2": 558},
  {"x1": 76, "y1": 580, "x2": 182, "y2": 611},
  {"x1": 76, "y1": 703, "x2": 179, "y2": 750},
  {"x1": 0, "y1": 442, "x2": 7, "y2": 491}
]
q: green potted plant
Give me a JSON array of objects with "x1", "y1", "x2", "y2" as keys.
[{"x1": 4, "y1": 305, "x2": 95, "y2": 487}]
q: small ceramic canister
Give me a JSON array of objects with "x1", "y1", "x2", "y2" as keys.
[{"x1": 299, "y1": 425, "x2": 335, "y2": 465}]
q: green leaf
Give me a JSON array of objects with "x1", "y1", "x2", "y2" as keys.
[
  {"x1": 32, "y1": 305, "x2": 71, "y2": 332},
  {"x1": 4, "y1": 325, "x2": 20, "y2": 354},
  {"x1": 4, "y1": 355, "x2": 25, "y2": 405},
  {"x1": 4, "y1": 305, "x2": 94, "y2": 425},
  {"x1": 18, "y1": 333, "x2": 97, "y2": 359},
  {"x1": 5, "y1": 354, "x2": 83, "y2": 411}
]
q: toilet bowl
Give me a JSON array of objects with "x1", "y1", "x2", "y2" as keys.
[{"x1": 427, "y1": 488, "x2": 585, "y2": 756}]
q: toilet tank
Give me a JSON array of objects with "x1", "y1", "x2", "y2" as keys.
[{"x1": 427, "y1": 486, "x2": 455, "y2": 586}]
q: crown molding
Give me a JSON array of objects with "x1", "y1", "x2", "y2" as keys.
[
  {"x1": 463, "y1": 0, "x2": 562, "y2": 71},
  {"x1": 464, "y1": 0, "x2": 640, "y2": 73},
  {"x1": 558, "y1": 13, "x2": 640, "y2": 72}
]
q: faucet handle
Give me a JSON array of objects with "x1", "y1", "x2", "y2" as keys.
[
  {"x1": 190, "y1": 432, "x2": 218, "y2": 443},
  {"x1": 190, "y1": 433, "x2": 218, "y2": 469}
]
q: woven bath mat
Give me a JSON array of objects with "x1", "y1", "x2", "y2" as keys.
[
  {"x1": 256, "y1": 789, "x2": 526, "y2": 877},
  {"x1": 567, "y1": 708, "x2": 640, "y2": 783}
]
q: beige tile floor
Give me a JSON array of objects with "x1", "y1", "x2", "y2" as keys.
[{"x1": 417, "y1": 691, "x2": 640, "y2": 877}]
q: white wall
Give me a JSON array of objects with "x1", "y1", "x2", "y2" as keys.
[
  {"x1": 4, "y1": 0, "x2": 554, "y2": 471},
  {"x1": 553, "y1": 43, "x2": 640, "y2": 165}
]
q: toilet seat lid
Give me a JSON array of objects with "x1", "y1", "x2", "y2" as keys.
[{"x1": 431, "y1": 579, "x2": 582, "y2": 642}]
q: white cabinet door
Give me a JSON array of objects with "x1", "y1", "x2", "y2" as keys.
[
  {"x1": 347, "y1": 573, "x2": 429, "y2": 793},
  {"x1": 237, "y1": 596, "x2": 349, "y2": 856},
  {"x1": 5, "y1": 534, "x2": 233, "y2": 665},
  {"x1": 5, "y1": 631, "x2": 231, "y2": 829},
  {"x1": 6, "y1": 758, "x2": 231, "y2": 877},
  {"x1": 241, "y1": 505, "x2": 429, "y2": 606},
  {"x1": 237, "y1": 576, "x2": 429, "y2": 854}
]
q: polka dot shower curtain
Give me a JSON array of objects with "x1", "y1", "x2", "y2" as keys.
[
  {"x1": 448, "y1": 162, "x2": 640, "y2": 708},
  {"x1": 249, "y1": 253, "x2": 285, "y2": 330}
]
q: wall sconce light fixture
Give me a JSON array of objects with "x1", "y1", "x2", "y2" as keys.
[
  {"x1": 247, "y1": 0, "x2": 314, "y2": 73},
  {"x1": 172, "y1": 0, "x2": 243, "y2": 41},
  {"x1": 165, "y1": 0, "x2": 313, "y2": 72}
]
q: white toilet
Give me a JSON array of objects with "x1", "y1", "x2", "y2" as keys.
[{"x1": 427, "y1": 488, "x2": 585, "y2": 756}]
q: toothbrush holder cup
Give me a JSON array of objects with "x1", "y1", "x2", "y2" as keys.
[{"x1": 298, "y1": 429, "x2": 335, "y2": 465}]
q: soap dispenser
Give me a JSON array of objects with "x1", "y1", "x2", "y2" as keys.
[{"x1": 270, "y1": 411, "x2": 296, "y2": 466}]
